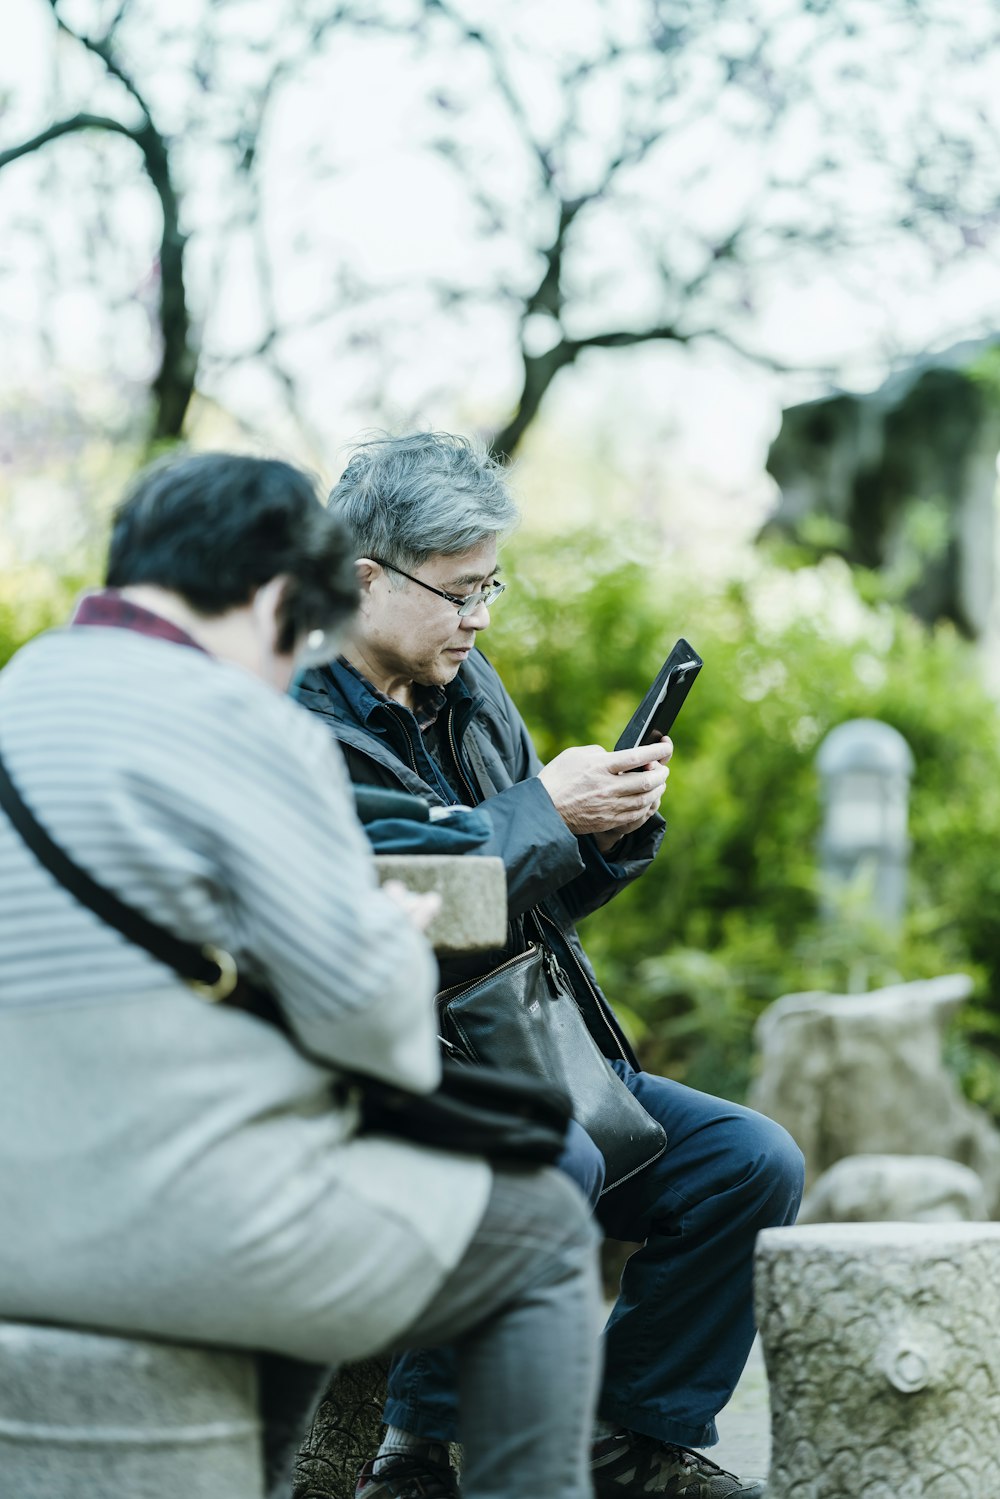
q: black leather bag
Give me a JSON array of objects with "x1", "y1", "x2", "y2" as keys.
[
  {"x1": 359, "y1": 1056, "x2": 572, "y2": 1165},
  {"x1": 0, "y1": 746, "x2": 571, "y2": 1169},
  {"x1": 437, "y1": 920, "x2": 667, "y2": 1194}
]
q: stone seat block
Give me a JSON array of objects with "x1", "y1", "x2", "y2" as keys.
[
  {"x1": 0, "y1": 1319, "x2": 263, "y2": 1499},
  {"x1": 374, "y1": 854, "x2": 507, "y2": 954}
]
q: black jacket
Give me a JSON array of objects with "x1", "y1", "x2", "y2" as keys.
[{"x1": 297, "y1": 651, "x2": 666, "y2": 1067}]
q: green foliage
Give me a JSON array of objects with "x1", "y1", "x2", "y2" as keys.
[
  {"x1": 487, "y1": 532, "x2": 1000, "y2": 1106},
  {"x1": 8, "y1": 524, "x2": 1000, "y2": 1116},
  {"x1": 0, "y1": 565, "x2": 92, "y2": 671},
  {"x1": 969, "y1": 344, "x2": 1000, "y2": 405}
]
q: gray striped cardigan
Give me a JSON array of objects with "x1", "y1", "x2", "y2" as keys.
[{"x1": 0, "y1": 622, "x2": 489, "y2": 1361}]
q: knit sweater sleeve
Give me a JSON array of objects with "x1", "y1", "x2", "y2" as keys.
[
  {"x1": 134, "y1": 674, "x2": 444, "y2": 1090},
  {"x1": 0, "y1": 632, "x2": 442, "y2": 1093}
]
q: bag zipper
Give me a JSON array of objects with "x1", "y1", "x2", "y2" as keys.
[
  {"x1": 600, "y1": 1139, "x2": 668, "y2": 1194},
  {"x1": 541, "y1": 944, "x2": 561, "y2": 984},
  {"x1": 437, "y1": 942, "x2": 541, "y2": 1005}
]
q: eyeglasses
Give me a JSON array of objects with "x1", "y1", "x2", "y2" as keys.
[{"x1": 371, "y1": 558, "x2": 506, "y2": 619}]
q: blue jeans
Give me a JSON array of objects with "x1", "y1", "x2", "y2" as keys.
[{"x1": 384, "y1": 1062, "x2": 804, "y2": 1449}]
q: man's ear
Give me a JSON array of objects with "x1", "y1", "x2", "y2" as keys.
[{"x1": 355, "y1": 558, "x2": 379, "y2": 596}]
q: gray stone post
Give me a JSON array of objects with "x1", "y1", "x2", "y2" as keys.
[
  {"x1": 816, "y1": 718, "x2": 914, "y2": 927},
  {"x1": 747, "y1": 973, "x2": 1000, "y2": 1209},
  {"x1": 756, "y1": 1221, "x2": 1000, "y2": 1498}
]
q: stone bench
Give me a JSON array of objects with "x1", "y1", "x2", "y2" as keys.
[
  {"x1": 0, "y1": 855, "x2": 506, "y2": 1499},
  {"x1": 755, "y1": 1221, "x2": 1000, "y2": 1498},
  {"x1": 0, "y1": 1321, "x2": 262, "y2": 1498}
]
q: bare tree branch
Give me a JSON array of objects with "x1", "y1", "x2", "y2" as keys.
[
  {"x1": 0, "y1": 113, "x2": 138, "y2": 170},
  {"x1": 424, "y1": 0, "x2": 557, "y2": 192},
  {"x1": 10, "y1": 2, "x2": 197, "y2": 443},
  {"x1": 46, "y1": 0, "x2": 153, "y2": 119},
  {"x1": 490, "y1": 316, "x2": 832, "y2": 461}
]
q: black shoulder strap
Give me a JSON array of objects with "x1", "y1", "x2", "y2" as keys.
[{"x1": 0, "y1": 743, "x2": 237, "y2": 1000}]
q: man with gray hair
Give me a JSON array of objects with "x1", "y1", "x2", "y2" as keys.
[{"x1": 298, "y1": 431, "x2": 804, "y2": 1499}]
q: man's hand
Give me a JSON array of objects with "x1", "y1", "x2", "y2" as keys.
[{"x1": 537, "y1": 738, "x2": 672, "y2": 848}]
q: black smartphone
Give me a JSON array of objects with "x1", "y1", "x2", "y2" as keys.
[{"x1": 615, "y1": 639, "x2": 703, "y2": 752}]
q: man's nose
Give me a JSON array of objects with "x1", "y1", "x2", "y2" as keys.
[{"x1": 462, "y1": 600, "x2": 491, "y2": 629}]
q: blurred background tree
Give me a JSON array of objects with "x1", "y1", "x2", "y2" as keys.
[
  {"x1": 4, "y1": 0, "x2": 1000, "y2": 1113},
  {"x1": 2, "y1": 0, "x2": 999, "y2": 458}
]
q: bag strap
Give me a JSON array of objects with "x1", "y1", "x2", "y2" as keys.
[{"x1": 0, "y1": 743, "x2": 245, "y2": 1005}]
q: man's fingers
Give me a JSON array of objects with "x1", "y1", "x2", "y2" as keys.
[
  {"x1": 613, "y1": 766, "x2": 669, "y2": 797},
  {"x1": 608, "y1": 738, "x2": 673, "y2": 772}
]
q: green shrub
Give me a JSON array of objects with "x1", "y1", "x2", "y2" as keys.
[
  {"x1": 0, "y1": 565, "x2": 91, "y2": 670},
  {"x1": 8, "y1": 526, "x2": 1000, "y2": 1115},
  {"x1": 487, "y1": 533, "x2": 1000, "y2": 1107}
]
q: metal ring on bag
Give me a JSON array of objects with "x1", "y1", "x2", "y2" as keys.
[{"x1": 187, "y1": 944, "x2": 239, "y2": 1003}]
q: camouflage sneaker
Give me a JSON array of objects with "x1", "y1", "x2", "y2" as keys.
[
  {"x1": 591, "y1": 1431, "x2": 766, "y2": 1498},
  {"x1": 355, "y1": 1454, "x2": 459, "y2": 1499}
]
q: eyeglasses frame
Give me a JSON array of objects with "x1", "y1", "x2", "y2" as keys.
[{"x1": 370, "y1": 557, "x2": 505, "y2": 619}]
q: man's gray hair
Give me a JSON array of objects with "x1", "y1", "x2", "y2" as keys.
[{"x1": 329, "y1": 431, "x2": 519, "y2": 567}]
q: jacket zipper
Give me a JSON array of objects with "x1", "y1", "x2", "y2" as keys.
[
  {"x1": 445, "y1": 708, "x2": 479, "y2": 806},
  {"x1": 386, "y1": 706, "x2": 423, "y2": 780}
]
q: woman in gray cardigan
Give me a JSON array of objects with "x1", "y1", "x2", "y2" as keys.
[{"x1": 0, "y1": 453, "x2": 602, "y2": 1499}]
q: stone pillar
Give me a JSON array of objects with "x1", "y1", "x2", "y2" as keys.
[
  {"x1": 755, "y1": 1221, "x2": 1000, "y2": 1498},
  {"x1": 748, "y1": 974, "x2": 1000, "y2": 1211},
  {"x1": 816, "y1": 718, "x2": 914, "y2": 928},
  {"x1": 797, "y1": 1153, "x2": 989, "y2": 1225},
  {"x1": 0, "y1": 1321, "x2": 262, "y2": 1499},
  {"x1": 294, "y1": 854, "x2": 507, "y2": 1499}
]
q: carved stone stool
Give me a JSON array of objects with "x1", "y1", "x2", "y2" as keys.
[
  {"x1": 293, "y1": 1359, "x2": 389, "y2": 1499},
  {"x1": 0, "y1": 1319, "x2": 262, "y2": 1498},
  {"x1": 755, "y1": 1222, "x2": 1000, "y2": 1498}
]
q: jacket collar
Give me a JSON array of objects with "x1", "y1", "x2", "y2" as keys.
[
  {"x1": 295, "y1": 655, "x2": 485, "y2": 796},
  {"x1": 331, "y1": 657, "x2": 452, "y2": 729},
  {"x1": 304, "y1": 655, "x2": 480, "y2": 729}
]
